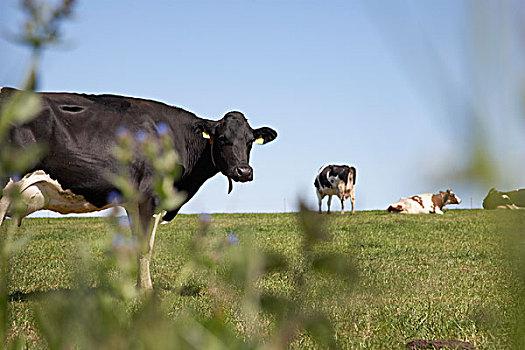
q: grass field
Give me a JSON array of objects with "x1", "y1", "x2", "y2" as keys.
[{"x1": 2, "y1": 209, "x2": 523, "y2": 349}]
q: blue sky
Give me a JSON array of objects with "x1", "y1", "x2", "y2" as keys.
[{"x1": 1, "y1": 1, "x2": 524, "y2": 215}]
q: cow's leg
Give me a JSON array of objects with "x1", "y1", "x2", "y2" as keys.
[
  {"x1": 316, "y1": 191, "x2": 323, "y2": 213},
  {"x1": 340, "y1": 195, "x2": 345, "y2": 215},
  {"x1": 141, "y1": 211, "x2": 163, "y2": 284},
  {"x1": 133, "y1": 197, "x2": 156, "y2": 290},
  {"x1": 350, "y1": 187, "x2": 355, "y2": 215},
  {"x1": 327, "y1": 195, "x2": 332, "y2": 214}
]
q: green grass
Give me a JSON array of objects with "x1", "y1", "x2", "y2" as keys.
[{"x1": 2, "y1": 209, "x2": 521, "y2": 349}]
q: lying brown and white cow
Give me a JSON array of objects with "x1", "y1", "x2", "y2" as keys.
[
  {"x1": 482, "y1": 188, "x2": 525, "y2": 209},
  {"x1": 314, "y1": 164, "x2": 356, "y2": 214},
  {"x1": 387, "y1": 189, "x2": 461, "y2": 214}
]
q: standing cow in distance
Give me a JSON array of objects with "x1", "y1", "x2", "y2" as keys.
[
  {"x1": 387, "y1": 189, "x2": 461, "y2": 214},
  {"x1": 483, "y1": 188, "x2": 525, "y2": 209},
  {"x1": 0, "y1": 87, "x2": 277, "y2": 289},
  {"x1": 314, "y1": 164, "x2": 356, "y2": 215}
]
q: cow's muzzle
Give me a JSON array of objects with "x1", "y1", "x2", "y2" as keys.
[
  {"x1": 230, "y1": 165, "x2": 253, "y2": 182},
  {"x1": 225, "y1": 165, "x2": 253, "y2": 194}
]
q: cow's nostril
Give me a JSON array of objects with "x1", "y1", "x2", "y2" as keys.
[{"x1": 235, "y1": 166, "x2": 252, "y2": 178}]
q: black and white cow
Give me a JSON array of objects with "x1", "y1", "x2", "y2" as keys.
[
  {"x1": 483, "y1": 188, "x2": 525, "y2": 209},
  {"x1": 314, "y1": 164, "x2": 356, "y2": 215},
  {"x1": 0, "y1": 87, "x2": 277, "y2": 289}
]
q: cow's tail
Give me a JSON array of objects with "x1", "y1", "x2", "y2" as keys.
[{"x1": 345, "y1": 166, "x2": 356, "y2": 189}]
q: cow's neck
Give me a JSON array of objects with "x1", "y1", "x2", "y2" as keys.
[
  {"x1": 431, "y1": 193, "x2": 448, "y2": 209},
  {"x1": 182, "y1": 131, "x2": 219, "y2": 180},
  {"x1": 162, "y1": 120, "x2": 222, "y2": 222},
  {"x1": 189, "y1": 143, "x2": 219, "y2": 180}
]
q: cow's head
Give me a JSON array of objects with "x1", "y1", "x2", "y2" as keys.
[
  {"x1": 197, "y1": 111, "x2": 277, "y2": 193},
  {"x1": 482, "y1": 188, "x2": 512, "y2": 209},
  {"x1": 442, "y1": 189, "x2": 461, "y2": 205}
]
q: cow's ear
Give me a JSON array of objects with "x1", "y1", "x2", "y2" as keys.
[
  {"x1": 195, "y1": 121, "x2": 215, "y2": 140},
  {"x1": 253, "y1": 127, "x2": 277, "y2": 145}
]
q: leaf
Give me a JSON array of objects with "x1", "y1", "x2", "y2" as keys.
[
  {"x1": 297, "y1": 201, "x2": 331, "y2": 247},
  {"x1": 0, "y1": 91, "x2": 41, "y2": 134},
  {"x1": 12, "y1": 91, "x2": 41, "y2": 124},
  {"x1": 303, "y1": 313, "x2": 338, "y2": 349},
  {"x1": 312, "y1": 253, "x2": 358, "y2": 282},
  {"x1": 260, "y1": 293, "x2": 293, "y2": 320},
  {"x1": 263, "y1": 251, "x2": 288, "y2": 273}
]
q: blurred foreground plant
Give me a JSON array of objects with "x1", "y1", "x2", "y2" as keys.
[
  {"x1": 105, "y1": 122, "x2": 186, "y2": 291},
  {"x1": 0, "y1": 86, "x2": 44, "y2": 349},
  {"x1": 368, "y1": 2, "x2": 524, "y2": 346},
  {"x1": 0, "y1": 1, "x2": 75, "y2": 348},
  {"x1": 0, "y1": 21, "x2": 54, "y2": 350},
  {"x1": 172, "y1": 203, "x2": 357, "y2": 349},
  {"x1": 501, "y1": 212, "x2": 525, "y2": 348},
  {"x1": 14, "y1": 123, "x2": 185, "y2": 348},
  {"x1": 19, "y1": 201, "x2": 358, "y2": 349}
]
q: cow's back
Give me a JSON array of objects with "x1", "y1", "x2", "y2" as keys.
[
  {"x1": 483, "y1": 188, "x2": 525, "y2": 209},
  {"x1": 315, "y1": 165, "x2": 356, "y2": 193},
  {"x1": 508, "y1": 189, "x2": 525, "y2": 207},
  {"x1": 2, "y1": 89, "x2": 197, "y2": 208}
]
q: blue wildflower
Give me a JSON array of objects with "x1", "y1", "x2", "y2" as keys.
[
  {"x1": 135, "y1": 130, "x2": 147, "y2": 142},
  {"x1": 200, "y1": 214, "x2": 211, "y2": 222},
  {"x1": 118, "y1": 216, "x2": 130, "y2": 228},
  {"x1": 107, "y1": 191, "x2": 122, "y2": 204},
  {"x1": 11, "y1": 173, "x2": 21, "y2": 182},
  {"x1": 199, "y1": 214, "x2": 212, "y2": 231},
  {"x1": 112, "y1": 233, "x2": 137, "y2": 250},
  {"x1": 112, "y1": 233, "x2": 126, "y2": 248},
  {"x1": 227, "y1": 232, "x2": 239, "y2": 245},
  {"x1": 156, "y1": 122, "x2": 169, "y2": 135},
  {"x1": 115, "y1": 126, "x2": 128, "y2": 139}
]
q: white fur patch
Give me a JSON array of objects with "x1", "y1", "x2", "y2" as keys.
[
  {"x1": 1, "y1": 170, "x2": 113, "y2": 220},
  {"x1": 388, "y1": 194, "x2": 436, "y2": 214}
]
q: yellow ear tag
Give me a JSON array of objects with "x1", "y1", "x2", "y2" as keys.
[
  {"x1": 254, "y1": 137, "x2": 264, "y2": 144},
  {"x1": 202, "y1": 131, "x2": 211, "y2": 139}
]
